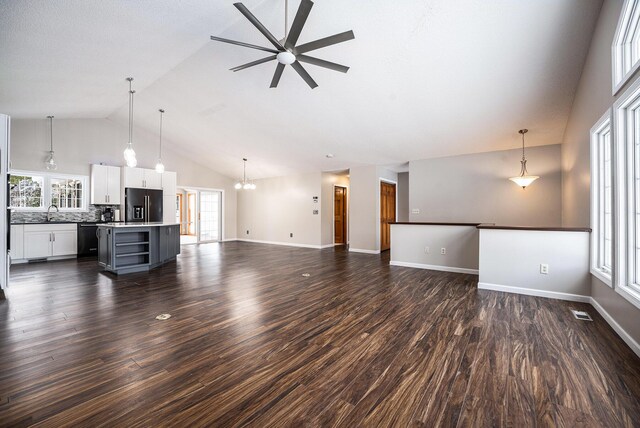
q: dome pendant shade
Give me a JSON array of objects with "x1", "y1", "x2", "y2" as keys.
[{"x1": 509, "y1": 129, "x2": 539, "y2": 189}]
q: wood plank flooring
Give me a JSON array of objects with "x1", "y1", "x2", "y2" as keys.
[{"x1": 0, "y1": 242, "x2": 639, "y2": 427}]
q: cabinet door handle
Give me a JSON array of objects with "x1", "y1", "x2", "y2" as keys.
[
  {"x1": 49, "y1": 233, "x2": 52, "y2": 242},
  {"x1": 53, "y1": 233, "x2": 55, "y2": 242}
]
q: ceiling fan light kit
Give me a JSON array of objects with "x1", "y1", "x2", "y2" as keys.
[
  {"x1": 210, "y1": 0, "x2": 355, "y2": 88},
  {"x1": 509, "y1": 129, "x2": 539, "y2": 189}
]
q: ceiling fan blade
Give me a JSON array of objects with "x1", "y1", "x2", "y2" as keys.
[
  {"x1": 285, "y1": 0, "x2": 313, "y2": 51},
  {"x1": 290, "y1": 61, "x2": 318, "y2": 89},
  {"x1": 210, "y1": 36, "x2": 280, "y2": 54},
  {"x1": 231, "y1": 55, "x2": 277, "y2": 72},
  {"x1": 270, "y1": 63, "x2": 286, "y2": 88},
  {"x1": 294, "y1": 30, "x2": 355, "y2": 54},
  {"x1": 296, "y1": 55, "x2": 349, "y2": 73},
  {"x1": 234, "y1": 3, "x2": 284, "y2": 51}
]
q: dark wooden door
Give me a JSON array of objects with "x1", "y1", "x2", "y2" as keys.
[
  {"x1": 380, "y1": 182, "x2": 396, "y2": 251},
  {"x1": 334, "y1": 187, "x2": 347, "y2": 244}
]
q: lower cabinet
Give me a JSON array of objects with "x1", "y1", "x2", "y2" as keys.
[
  {"x1": 10, "y1": 225, "x2": 24, "y2": 261},
  {"x1": 19, "y1": 224, "x2": 78, "y2": 261},
  {"x1": 158, "y1": 225, "x2": 180, "y2": 262}
]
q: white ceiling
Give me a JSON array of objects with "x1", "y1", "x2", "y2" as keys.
[{"x1": 0, "y1": 0, "x2": 602, "y2": 179}]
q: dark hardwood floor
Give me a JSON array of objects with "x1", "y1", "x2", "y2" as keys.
[{"x1": 1, "y1": 242, "x2": 639, "y2": 427}]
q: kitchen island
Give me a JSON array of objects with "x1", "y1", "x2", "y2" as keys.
[{"x1": 97, "y1": 222, "x2": 180, "y2": 274}]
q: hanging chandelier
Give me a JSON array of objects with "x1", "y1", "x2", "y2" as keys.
[
  {"x1": 155, "y1": 109, "x2": 165, "y2": 173},
  {"x1": 509, "y1": 129, "x2": 539, "y2": 189},
  {"x1": 123, "y1": 77, "x2": 137, "y2": 167},
  {"x1": 235, "y1": 158, "x2": 256, "y2": 190},
  {"x1": 45, "y1": 115, "x2": 57, "y2": 170}
]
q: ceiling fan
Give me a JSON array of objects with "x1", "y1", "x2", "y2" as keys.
[{"x1": 210, "y1": 0, "x2": 355, "y2": 89}]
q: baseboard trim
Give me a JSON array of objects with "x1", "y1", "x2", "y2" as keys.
[
  {"x1": 349, "y1": 248, "x2": 381, "y2": 254},
  {"x1": 320, "y1": 244, "x2": 336, "y2": 249},
  {"x1": 390, "y1": 261, "x2": 478, "y2": 275},
  {"x1": 221, "y1": 238, "x2": 238, "y2": 242},
  {"x1": 590, "y1": 297, "x2": 640, "y2": 358},
  {"x1": 477, "y1": 282, "x2": 591, "y2": 303},
  {"x1": 236, "y1": 239, "x2": 323, "y2": 249}
]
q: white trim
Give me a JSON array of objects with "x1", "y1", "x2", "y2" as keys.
[
  {"x1": 320, "y1": 243, "x2": 336, "y2": 249},
  {"x1": 590, "y1": 296, "x2": 640, "y2": 358},
  {"x1": 390, "y1": 260, "x2": 478, "y2": 274},
  {"x1": 612, "y1": 0, "x2": 640, "y2": 94},
  {"x1": 477, "y1": 282, "x2": 591, "y2": 303},
  {"x1": 221, "y1": 238, "x2": 237, "y2": 242},
  {"x1": 237, "y1": 238, "x2": 324, "y2": 249},
  {"x1": 9, "y1": 169, "x2": 89, "y2": 212},
  {"x1": 349, "y1": 248, "x2": 381, "y2": 254}
]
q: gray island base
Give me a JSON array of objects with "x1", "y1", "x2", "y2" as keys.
[{"x1": 97, "y1": 223, "x2": 180, "y2": 275}]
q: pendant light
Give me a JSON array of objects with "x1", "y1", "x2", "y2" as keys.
[
  {"x1": 509, "y1": 129, "x2": 539, "y2": 189},
  {"x1": 45, "y1": 115, "x2": 57, "y2": 170},
  {"x1": 123, "y1": 77, "x2": 137, "y2": 167},
  {"x1": 155, "y1": 109, "x2": 165, "y2": 173},
  {"x1": 235, "y1": 158, "x2": 256, "y2": 190}
]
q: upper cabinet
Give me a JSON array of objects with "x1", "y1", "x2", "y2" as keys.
[
  {"x1": 162, "y1": 171, "x2": 177, "y2": 195},
  {"x1": 122, "y1": 167, "x2": 162, "y2": 190},
  {"x1": 91, "y1": 164, "x2": 121, "y2": 205}
]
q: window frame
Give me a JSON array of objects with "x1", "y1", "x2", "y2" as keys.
[
  {"x1": 613, "y1": 0, "x2": 640, "y2": 94},
  {"x1": 9, "y1": 169, "x2": 89, "y2": 212},
  {"x1": 613, "y1": 75, "x2": 640, "y2": 310},
  {"x1": 590, "y1": 109, "x2": 614, "y2": 287}
]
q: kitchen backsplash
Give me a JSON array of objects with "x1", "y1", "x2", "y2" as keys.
[{"x1": 11, "y1": 205, "x2": 120, "y2": 223}]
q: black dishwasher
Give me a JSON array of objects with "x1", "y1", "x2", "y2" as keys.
[{"x1": 77, "y1": 222, "x2": 102, "y2": 257}]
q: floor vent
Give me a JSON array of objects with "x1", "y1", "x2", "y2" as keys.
[
  {"x1": 27, "y1": 258, "x2": 47, "y2": 263},
  {"x1": 571, "y1": 309, "x2": 593, "y2": 321}
]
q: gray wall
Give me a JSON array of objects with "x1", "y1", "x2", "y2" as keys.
[
  {"x1": 409, "y1": 145, "x2": 562, "y2": 226},
  {"x1": 397, "y1": 172, "x2": 409, "y2": 222},
  {"x1": 10, "y1": 118, "x2": 237, "y2": 239},
  {"x1": 561, "y1": 0, "x2": 640, "y2": 344},
  {"x1": 236, "y1": 172, "x2": 322, "y2": 247}
]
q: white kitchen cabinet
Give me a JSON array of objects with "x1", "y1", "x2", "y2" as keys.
[
  {"x1": 23, "y1": 224, "x2": 77, "y2": 259},
  {"x1": 91, "y1": 164, "x2": 121, "y2": 205},
  {"x1": 10, "y1": 225, "x2": 24, "y2": 261},
  {"x1": 122, "y1": 167, "x2": 163, "y2": 189},
  {"x1": 24, "y1": 231, "x2": 52, "y2": 259},
  {"x1": 163, "y1": 194, "x2": 177, "y2": 224},
  {"x1": 162, "y1": 171, "x2": 177, "y2": 195}
]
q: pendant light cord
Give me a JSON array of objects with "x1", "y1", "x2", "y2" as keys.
[
  {"x1": 243, "y1": 158, "x2": 247, "y2": 183},
  {"x1": 519, "y1": 130, "x2": 528, "y2": 176},
  {"x1": 158, "y1": 109, "x2": 164, "y2": 159},
  {"x1": 48, "y1": 116, "x2": 54, "y2": 152},
  {"x1": 127, "y1": 78, "x2": 135, "y2": 145}
]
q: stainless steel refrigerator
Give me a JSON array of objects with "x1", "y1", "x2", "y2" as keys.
[{"x1": 124, "y1": 188, "x2": 163, "y2": 222}]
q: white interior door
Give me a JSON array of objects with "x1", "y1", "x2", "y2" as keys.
[{"x1": 198, "y1": 191, "x2": 221, "y2": 242}]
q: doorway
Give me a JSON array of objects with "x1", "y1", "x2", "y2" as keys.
[
  {"x1": 334, "y1": 186, "x2": 347, "y2": 245},
  {"x1": 178, "y1": 188, "x2": 223, "y2": 245},
  {"x1": 380, "y1": 181, "x2": 396, "y2": 251}
]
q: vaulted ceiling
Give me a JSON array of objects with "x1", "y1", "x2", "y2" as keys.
[{"x1": 0, "y1": 0, "x2": 602, "y2": 179}]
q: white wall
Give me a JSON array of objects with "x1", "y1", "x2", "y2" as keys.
[
  {"x1": 10, "y1": 118, "x2": 237, "y2": 239},
  {"x1": 236, "y1": 172, "x2": 322, "y2": 247},
  {"x1": 409, "y1": 145, "x2": 562, "y2": 226},
  {"x1": 390, "y1": 224, "x2": 479, "y2": 273},
  {"x1": 478, "y1": 229, "x2": 591, "y2": 300},
  {"x1": 560, "y1": 0, "x2": 640, "y2": 348},
  {"x1": 320, "y1": 172, "x2": 349, "y2": 247}
]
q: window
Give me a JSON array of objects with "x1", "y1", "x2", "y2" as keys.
[
  {"x1": 591, "y1": 110, "x2": 613, "y2": 286},
  {"x1": 613, "y1": 76, "x2": 640, "y2": 309},
  {"x1": 613, "y1": 0, "x2": 640, "y2": 93},
  {"x1": 9, "y1": 174, "x2": 44, "y2": 209},
  {"x1": 9, "y1": 170, "x2": 88, "y2": 211}
]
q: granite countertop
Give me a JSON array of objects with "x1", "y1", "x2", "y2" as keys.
[{"x1": 11, "y1": 221, "x2": 122, "y2": 225}]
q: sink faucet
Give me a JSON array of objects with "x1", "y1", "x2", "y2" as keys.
[{"x1": 46, "y1": 204, "x2": 59, "y2": 222}]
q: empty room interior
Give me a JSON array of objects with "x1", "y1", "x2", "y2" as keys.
[{"x1": 2, "y1": 0, "x2": 640, "y2": 426}]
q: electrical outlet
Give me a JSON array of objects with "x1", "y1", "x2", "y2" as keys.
[
  {"x1": 246, "y1": 230, "x2": 249, "y2": 235},
  {"x1": 540, "y1": 264, "x2": 549, "y2": 274},
  {"x1": 424, "y1": 246, "x2": 430, "y2": 254},
  {"x1": 440, "y1": 248, "x2": 446, "y2": 255},
  {"x1": 290, "y1": 232, "x2": 293, "y2": 238},
  {"x1": 411, "y1": 208, "x2": 420, "y2": 215}
]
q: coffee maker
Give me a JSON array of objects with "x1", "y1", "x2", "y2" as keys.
[{"x1": 102, "y1": 207, "x2": 114, "y2": 222}]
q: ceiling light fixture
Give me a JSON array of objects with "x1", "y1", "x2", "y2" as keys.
[
  {"x1": 235, "y1": 158, "x2": 256, "y2": 190},
  {"x1": 155, "y1": 109, "x2": 165, "y2": 174},
  {"x1": 123, "y1": 77, "x2": 137, "y2": 168},
  {"x1": 509, "y1": 129, "x2": 539, "y2": 189},
  {"x1": 45, "y1": 115, "x2": 57, "y2": 170}
]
